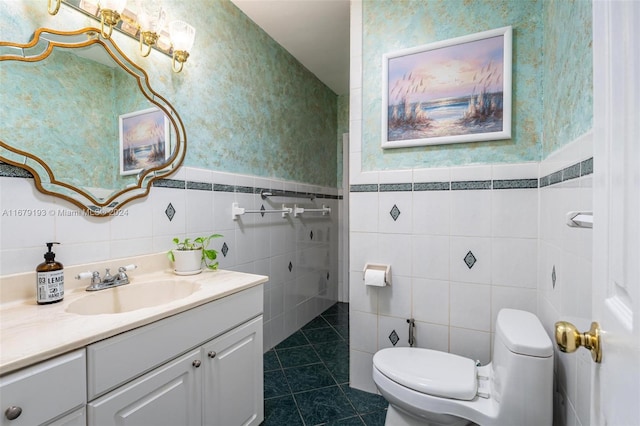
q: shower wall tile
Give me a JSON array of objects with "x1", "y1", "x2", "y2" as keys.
[
  {"x1": 377, "y1": 274, "x2": 411, "y2": 318},
  {"x1": 412, "y1": 190, "x2": 451, "y2": 236},
  {"x1": 450, "y1": 327, "x2": 491, "y2": 365},
  {"x1": 450, "y1": 190, "x2": 492, "y2": 237},
  {"x1": 0, "y1": 167, "x2": 339, "y2": 352},
  {"x1": 491, "y1": 189, "x2": 538, "y2": 238},
  {"x1": 491, "y1": 238, "x2": 538, "y2": 288},
  {"x1": 412, "y1": 278, "x2": 449, "y2": 325},
  {"x1": 414, "y1": 321, "x2": 449, "y2": 352},
  {"x1": 450, "y1": 282, "x2": 491, "y2": 332}
]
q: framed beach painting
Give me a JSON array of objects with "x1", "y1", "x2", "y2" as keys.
[
  {"x1": 119, "y1": 107, "x2": 170, "y2": 175},
  {"x1": 382, "y1": 26, "x2": 512, "y2": 149}
]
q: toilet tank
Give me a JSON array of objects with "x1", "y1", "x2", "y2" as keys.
[{"x1": 491, "y1": 309, "x2": 553, "y2": 426}]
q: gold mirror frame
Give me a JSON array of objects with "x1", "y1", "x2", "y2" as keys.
[{"x1": 0, "y1": 27, "x2": 186, "y2": 216}]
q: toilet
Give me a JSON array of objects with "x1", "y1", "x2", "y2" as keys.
[{"x1": 373, "y1": 309, "x2": 553, "y2": 426}]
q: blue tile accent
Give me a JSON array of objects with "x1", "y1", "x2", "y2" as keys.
[
  {"x1": 0, "y1": 162, "x2": 33, "y2": 178},
  {"x1": 153, "y1": 178, "x2": 185, "y2": 189},
  {"x1": 235, "y1": 185, "x2": 254, "y2": 193},
  {"x1": 221, "y1": 242, "x2": 229, "y2": 257},
  {"x1": 539, "y1": 175, "x2": 550, "y2": 188},
  {"x1": 350, "y1": 184, "x2": 379, "y2": 192},
  {"x1": 380, "y1": 183, "x2": 412, "y2": 192},
  {"x1": 388, "y1": 330, "x2": 399, "y2": 346},
  {"x1": 451, "y1": 180, "x2": 492, "y2": 190},
  {"x1": 492, "y1": 179, "x2": 538, "y2": 189},
  {"x1": 186, "y1": 181, "x2": 212, "y2": 191},
  {"x1": 464, "y1": 251, "x2": 477, "y2": 269},
  {"x1": 389, "y1": 204, "x2": 401, "y2": 221},
  {"x1": 213, "y1": 183, "x2": 235, "y2": 192},
  {"x1": 548, "y1": 171, "x2": 563, "y2": 185},
  {"x1": 562, "y1": 163, "x2": 581, "y2": 181},
  {"x1": 164, "y1": 203, "x2": 176, "y2": 221},
  {"x1": 414, "y1": 181, "x2": 450, "y2": 191},
  {"x1": 581, "y1": 157, "x2": 594, "y2": 176}
]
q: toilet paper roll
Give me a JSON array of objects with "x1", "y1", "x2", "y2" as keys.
[{"x1": 364, "y1": 269, "x2": 387, "y2": 287}]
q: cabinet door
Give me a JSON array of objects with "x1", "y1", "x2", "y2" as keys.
[
  {"x1": 88, "y1": 349, "x2": 202, "y2": 426},
  {"x1": 0, "y1": 350, "x2": 85, "y2": 426},
  {"x1": 45, "y1": 407, "x2": 86, "y2": 426},
  {"x1": 202, "y1": 316, "x2": 263, "y2": 426}
]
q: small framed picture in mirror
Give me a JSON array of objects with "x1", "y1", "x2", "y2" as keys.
[{"x1": 119, "y1": 107, "x2": 170, "y2": 175}]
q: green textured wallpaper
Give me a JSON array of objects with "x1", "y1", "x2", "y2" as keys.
[
  {"x1": 0, "y1": 0, "x2": 338, "y2": 188},
  {"x1": 542, "y1": 0, "x2": 592, "y2": 156},
  {"x1": 362, "y1": 0, "x2": 543, "y2": 170},
  {"x1": 361, "y1": 0, "x2": 593, "y2": 170}
]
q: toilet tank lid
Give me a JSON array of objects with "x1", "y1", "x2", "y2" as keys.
[
  {"x1": 496, "y1": 309, "x2": 553, "y2": 357},
  {"x1": 373, "y1": 348, "x2": 477, "y2": 401}
]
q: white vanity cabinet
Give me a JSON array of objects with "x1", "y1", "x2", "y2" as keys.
[
  {"x1": 86, "y1": 285, "x2": 264, "y2": 426},
  {"x1": 202, "y1": 316, "x2": 263, "y2": 426},
  {"x1": 0, "y1": 350, "x2": 86, "y2": 426}
]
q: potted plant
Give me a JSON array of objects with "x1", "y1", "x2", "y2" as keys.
[{"x1": 167, "y1": 234, "x2": 222, "y2": 274}]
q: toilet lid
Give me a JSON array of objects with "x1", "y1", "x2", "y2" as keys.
[{"x1": 373, "y1": 348, "x2": 477, "y2": 401}]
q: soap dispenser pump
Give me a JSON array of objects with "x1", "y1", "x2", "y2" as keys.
[{"x1": 36, "y1": 242, "x2": 64, "y2": 304}]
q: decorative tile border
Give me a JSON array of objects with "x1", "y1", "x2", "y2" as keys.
[
  {"x1": 186, "y1": 181, "x2": 213, "y2": 191},
  {"x1": 540, "y1": 157, "x2": 594, "y2": 188},
  {"x1": 153, "y1": 178, "x2": 186, "y2": 189},
  {"x1": 380, "y1": 183, "x2": 412, "y2": 192},
  {"x1": 0, "y1": 162, "x2": 33, "y2": 178},
  {"x1": 451, "y1": 180, "x2": 492, "y2": 191},
  {"x1": 349, "y1": 157, "x2": 594, "y2": 193},
  {"x1": 0, "y1": 162, "x2": 341, "y2": 199},
  {"x1": 414, "y1": 182, "x2": 450, "y2": 191}
]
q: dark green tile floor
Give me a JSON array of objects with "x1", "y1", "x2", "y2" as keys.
[{"x1": 262, "y1": 302, "x2": 388, "y2": 426}]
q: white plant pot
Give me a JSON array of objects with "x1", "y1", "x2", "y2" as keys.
[{"x1": 172, "y1": 248, "x2": 203, "y2": 275}]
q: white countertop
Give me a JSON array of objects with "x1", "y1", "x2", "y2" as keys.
[{"x1": 0, "y1": 259, "x2": 267, "y2": 376}]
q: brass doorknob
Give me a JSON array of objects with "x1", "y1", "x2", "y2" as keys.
[{"x1": 554, "y1": 321, "x2": 602, "y2": 363}]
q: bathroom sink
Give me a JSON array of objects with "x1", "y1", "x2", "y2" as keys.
[{"x1": 66, "y1": 280, "x2": 200, "y2": 315}]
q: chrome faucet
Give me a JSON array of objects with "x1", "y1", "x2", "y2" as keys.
[{"x1": 76, "y1": 264, "x2": 137, "y2": 291}]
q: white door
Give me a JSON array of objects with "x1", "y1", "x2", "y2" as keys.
[{"x1": 592, "y1": 1, "x2": 640, "y2": 425}]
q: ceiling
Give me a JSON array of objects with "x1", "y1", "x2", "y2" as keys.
[{"x1": 230, "y1": 0, "x2": 350, "y2": 96}]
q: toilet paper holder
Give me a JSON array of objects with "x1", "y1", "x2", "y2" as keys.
[{"x1": 363, "y1": 263, "x2": 391, "y2": 286}]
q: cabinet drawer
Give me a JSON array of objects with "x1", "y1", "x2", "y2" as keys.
[
  {"x1": 87, "y1": 285, "x2": 262, "y2": 400},
  {"x1": 0, "y1": 350, "x2": 86, "y2": 426}
]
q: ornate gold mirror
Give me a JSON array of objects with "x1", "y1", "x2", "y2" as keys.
[{"x1": 0, "y1": 27, "x2": 186, "y2": 216}]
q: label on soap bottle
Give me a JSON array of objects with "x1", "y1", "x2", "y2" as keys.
[{"x1": 37, "y1": 270, "x2": 64, "y2": 303}]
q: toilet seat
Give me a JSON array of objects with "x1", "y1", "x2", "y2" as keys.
[{"x1": 373, "y1": 348, "x2": 477, "y2": 400}]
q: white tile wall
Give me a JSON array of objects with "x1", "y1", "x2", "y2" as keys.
[
  {"x1": 349, "y1": 8, "x2": 594, "y2": 417},
  {"x1": 0, "y1": 167, "x2": 340, "y2": 352}
]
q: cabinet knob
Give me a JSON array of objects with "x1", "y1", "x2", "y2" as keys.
[
  {"x1": 192, "y1": 360, "x2": 201, "y2": 368},
  {"x1": 4, "y1": 406, "x2": 22, "y2": 420},
  {"x1": 208, "y1": 351, "x2": 217, "y2": 359}
]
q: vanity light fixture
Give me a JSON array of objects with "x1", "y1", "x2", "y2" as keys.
[
  {"x1": 137, "y1": 3, "x2": 166, "y2": 57},
  {"x1": 47, "y1": 0, "x2": 62, "y2": 15},
  {"x1": 169, "y1": 20, "x2": 196, "y2": 73},
  {"x1": 47, "y1": 0, "x2": 196, "y2": 73},
  {"x1": 98, "y1": 0, "x2": 127, "y2": 39}
]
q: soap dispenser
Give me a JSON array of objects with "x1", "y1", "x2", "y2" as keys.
[{"x1": 36, "y1": 242, "x2": 64, "y2": 304}]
